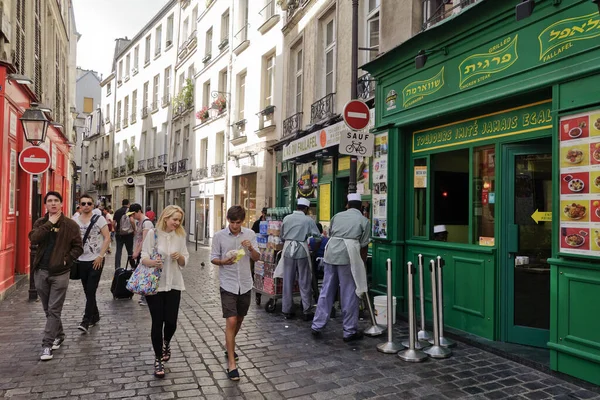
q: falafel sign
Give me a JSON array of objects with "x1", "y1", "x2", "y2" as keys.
[{"x1": 558, "y1": 109, "x2": 600, "y2": 257}]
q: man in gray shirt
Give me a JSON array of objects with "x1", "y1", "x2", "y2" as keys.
[
  {"x1": 277, "y1": 197, "x2": 320, "y2": 320},
  {"x1": 312, "y1": 193, "x2": 370, "y2": 342}
]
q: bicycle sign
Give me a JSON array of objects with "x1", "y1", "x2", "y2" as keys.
[{"x1": 339, "y1": 130, "x2": 374, "y2": 157}]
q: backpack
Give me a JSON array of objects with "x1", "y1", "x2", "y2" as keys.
[{"x1": 119, "y1": 212, "x2": 134, "y2": 235}]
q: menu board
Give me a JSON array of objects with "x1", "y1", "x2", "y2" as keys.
[
  {"x1": 559, "y1": 110, "x2": 600, "y2": 256},
  {"x1": 372, "y1": 133, "x2": 388, "y2": 239}
]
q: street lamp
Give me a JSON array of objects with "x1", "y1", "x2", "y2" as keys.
[{"x1": 20, "y1": 103, "x2": 50, "y2": 146}]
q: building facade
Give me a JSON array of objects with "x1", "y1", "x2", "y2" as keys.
[{"x1": 0, "y1": 0, "x2": 78, "y2": 299}]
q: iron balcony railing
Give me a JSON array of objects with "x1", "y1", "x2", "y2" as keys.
[
  {"x1": 233, "y1": 24, "x2": 249, "y2": 48},
  {"x1": 162, "y1": 94, "x2": 171, "y2": 108},
  {"x1": 158, "y1": 154, "x2": 167, "y2": 167},
  {"x1": 169, "y1": 161, "x2": 178, "y2": 175},
  {"x1": 178, "y1": 158, "x2": 188, "y2": 173},
  {"x1": 357, "y1": 73, "x2": 376, "y2": 100},
  {"x1": 142, "y1": 106, "x2": 149, "y2": 119},
  {"x1": 119, "y1": 165, "x2": 126, "y2": 176},
  {"x1": 422, "y1": 0, "x2": 480, "y2": 31},
  {"x1": 112, "y1": 167, "x2": 119, "y2": 178},
  {"x1": 103, "y1": 150, "x2": 110, "y2": 159},
  {"x1": 197, "y1": 167, "x2": 208, "y2": 180},
  {"x1": 283, "y1": 112, "x2": 303, "y2": 137},
  {"x1": 146, "y1": 157, "x2": 155, "y2": 170},
  {"x1": 151, "y1": 101, "x2": 158, "y2": 112},
  {"x1": 138, "y1": 160, "x2": 146, "y2": 172},
  {"x1": 259, "y1": 1, "x2": 277, "y2": 24},
  {"x1": 130, "y1": 112, "x2": 137, "y2": 124},
  {"x1": 211, "y1": 163, "x2": 225, "y2": 178},
  {"x1": 310, "y1": 92, "x2": 335, "y2": 125}
]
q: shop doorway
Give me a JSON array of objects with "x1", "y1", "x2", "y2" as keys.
[
  {"x1": 502, "y1": 140, "x2": 552, "y2": 348},
  {"x1": 334, "y1": 176, "x2": 349, "y2": 214}
]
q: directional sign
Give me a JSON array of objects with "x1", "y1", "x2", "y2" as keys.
[
  {"x1": 339, "y1": 130, "x2": 374, "y2": 157},
  {"x1": 343, "y1": 100, "x2": 371, "y2": 131},
  {"x1": 19, "y1": 146, "x2": 51, "y2": 175},
  {"x1": 531, "y1": 209, "x2": 552, "y2": 224}
]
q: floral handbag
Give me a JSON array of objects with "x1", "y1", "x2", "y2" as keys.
[{"x1": 126, "y1": 230, "x2": 161, "y2": 296}]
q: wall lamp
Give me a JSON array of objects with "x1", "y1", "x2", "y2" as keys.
[
  {"x1": 515, "y1": 0, "x2": 535, "y2": 21},
  {"x1": 593, "y1": 0, "x2": 600, "y2": 14},
  {"x1": 415, "y1": 47, "x2": 448, "y2": 69},
  {"x1": 7, "y1": 73, "x2": 33, "y2": 85}
]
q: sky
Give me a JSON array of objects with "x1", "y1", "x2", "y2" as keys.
[{"x1": 72, "y1": 0, "x2": 169, "y2": 79}]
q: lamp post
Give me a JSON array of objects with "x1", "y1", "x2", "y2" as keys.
[{"x1": 19, "y1": 103, "x2": 50, "y2": 301}]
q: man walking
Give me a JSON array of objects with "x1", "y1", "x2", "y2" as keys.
[
  {"x1": 113, "y1": 199, "x2": 135, "y2": 270},
  {"x1": 311, "y1": 193, "x2": 370, "y2": 342},
  {"x1": 275, "y1": 198, "x2": 320, "y2": 320},
  {"x1": 29, "y1": 191, "x2": 83, "y2": 361},
  {"x1": 145, "y1": 205, "x2": 156, "y2": 224},
  {"x1": 211, "y1": 206, "x2": 260, "y2": 381},
  {"x1": 129, "y1": 203, "x2": 154, "y2": 305},
  {"x1": 73, "y1": 194, "x2": 111, "y2": 333}
]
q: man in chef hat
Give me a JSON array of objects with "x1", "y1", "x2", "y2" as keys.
[
  {"x1": 274, "y1": 197, "x2": 321, "y2": 320},
  {"x1": 311, "y1": 193, "x2": 370, "y2": 342},
  {"x1": 433, "y1": 225, "x2": 448, "y2": 242}
]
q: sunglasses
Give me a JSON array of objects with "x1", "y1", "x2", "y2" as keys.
[{"x1": 80, "y1": 202, "x2": 94, "y2": 206}]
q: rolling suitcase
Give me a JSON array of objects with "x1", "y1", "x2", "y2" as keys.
[{"x1": 111, "y1": 266, "x2": 134, "y2": 300}]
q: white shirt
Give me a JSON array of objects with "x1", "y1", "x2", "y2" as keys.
[
  {"x1": 92, "y1": 208, "x2": 102, "y2": 216},
  {"x1": 73, "y1": 215, "x2": 108, "y2": 262},
  {"x1": 141, "y1": 229, "x2": 189, "y2": 292},
  {"x1": 211, "y1": 227, "x2": 257, "y2": 295}
]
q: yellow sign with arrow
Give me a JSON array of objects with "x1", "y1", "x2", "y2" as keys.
[{"x1": 531, "y1": 209, "x2": 552, "y2": 224}]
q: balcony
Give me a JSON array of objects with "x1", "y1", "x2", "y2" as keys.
[
  {"x1": 187, "y1": 31, "x2": 197, "y2": 49},
  {"x1": 142, "y1": 106, "x2": 149, "y2": 119},
  {"x1": 211, "y1": 163, "x2": 225, "y2": 178},
  {"x1": 218, "y1": 38, "x2": 229, "y2": 52},
  {"x1": 112, "y1": 167, "x2": 119, "y2": 178},
  {"x1": 119, "y1": 165, "x2": 126, "y2": 176},
  {"x1": 102, "y1": 150, "x2": 110, "y2": 159},
  {"x1": 258, "y1": 1, "x2": 280, "y2": 34},
  {"x1": 202, "y1": 53, "x2": 212, "y2": 64},
  {"x1": 231, "y1": 119, "x2": 247, "y2": 145},
  {"x1": 131, "y1": 112, "x2": 137, "y2": 124},
  {"x1": 146, "y1": 157, "x2": 155, "y2": 170},
  {"x1": 177, "y1": 158, "x2": 188, "y2": 173},
  {"x1": 422, "y1": 0, "x2": 481, "y2": 31},
  {"x1": 158, "y1": 154, "x2": 167, "y2": 168},
  {"x1": 233, "y1": 24, "x2": 249, "y2": 55},
  {"x1": 162, "y1": 94, "x2": 171, "y2": 108},
  {"x1": 357, "y1": 73, "x2": 376, "y2": 101},
  {"x1": 151, "y1": 101, "x2": 158, "y2": 112},
  {"x1": 310, "y1": 93, "x2": 336, "y2": 125},
  {"x1": 196, "y1": 167, "x2": 208, "y2": 180},
  {"x1": 169, "y1": 161, "x2": 178, "y2": 175},
  {"x1": 283, "y1": 112, "x2": 303, "y2": 138},
  {"x1": 284, "y1": 0, "x2": 311, "y2": 26},
  {"x1": 138, "y1": 160, "x2": 146, "y2": 172}
]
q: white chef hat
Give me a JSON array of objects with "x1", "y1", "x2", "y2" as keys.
[
  {"x1": 297, "y1": 197, "x2": 311, "y2": 207},
  {"x1": 433, "y1": 225, "x2": 447, "y2": 233},
  {"x1": 347, "y1": 193, "x2": 361, "y2": 202}
]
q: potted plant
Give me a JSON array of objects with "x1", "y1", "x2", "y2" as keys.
[
  {"x1": 125, "y1": 145, "x2": 136, "y2": 171},
  {"x1": 196, "y1": 106, "x2": 210, "y2": 122},
  {"x1": 211, "y1": 95, "x2": 227, "y2": 114},
  {"x1": 182, "y1": 78, "x2": 195, "y2": 110}
]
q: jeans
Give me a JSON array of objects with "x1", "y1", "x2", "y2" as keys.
[
  {"x1": 146, "y1": 290, "x2": 181, "y2": 359},
  {"x1": 78, "y1": 260, "x2": 103, "y2": 322},
  {"x1": 35, "y1": 269, "x2": 69, "y2": 348},
  {"x1": 114, "y1": 234, "x2": 134, "y2": 270}
]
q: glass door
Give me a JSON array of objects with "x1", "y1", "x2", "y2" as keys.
[{"x1": 503, "y1": 142, "x2": 552, "y2": 348}]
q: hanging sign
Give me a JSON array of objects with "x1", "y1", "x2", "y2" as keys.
[{"x1": 339, "y1": 131, "x2": 374, "y2": 157}]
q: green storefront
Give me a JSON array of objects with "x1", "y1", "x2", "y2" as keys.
[{"x1": 363, "y1": 0, "x2": 600, "y2": 385}]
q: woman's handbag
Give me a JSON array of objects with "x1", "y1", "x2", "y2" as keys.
[
  {"x1": 126, "y1": 230, "x2": 161, "y2": 295},
  {"x1": 70, "y1": 215, "x2": 100, "y2": 280}
]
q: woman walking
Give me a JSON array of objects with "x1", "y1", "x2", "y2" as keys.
[{"x1": 140, "y1": 205, "x2": 189, "y2": 378}]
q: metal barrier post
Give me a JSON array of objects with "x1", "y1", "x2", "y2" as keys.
[
  {"x1": 423, "y1": 259, "x2": 452, "y2": 359},
  {"x1": 377, "y1": 259, "x2": 402, "y2": 353},
  {"x1": 398, "y1": 261, "x2": 428, "y2": 362},
  {"x1": 417, "y1": 254, "x2": 433, "y2": 341},
  {"x1": 435, "y1": 256, "x2": 456, "y2": 348},
  {"x1": 363, "y1": 258, "x2": 385, "y2": 337}
]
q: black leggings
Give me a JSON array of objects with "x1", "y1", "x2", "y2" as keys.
[{"x1": 145, "y1": 290, "x2": 181, "y2": 359}]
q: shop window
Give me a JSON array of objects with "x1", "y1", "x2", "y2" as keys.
[
  {"x1": 413, "y1": 158, "x2": 427, "y2": 237},
  {"x1": 357, "y1": 156, "x2": 371, "y2": 195},
  {"x1": 473, "y1": 145, "x2": 496, "y2": 244},
  {"x1": 432, "y1": 149, "x2": 469, "y2": 243},
  {"x1": 296, "y1": 161, "x2": 318, "y2": 199},
  {"x1": 322, "y1": 158, "x2": 334, "y2": 177}
]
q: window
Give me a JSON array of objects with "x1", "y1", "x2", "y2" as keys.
[
  {"x1": 179, "y1": 73, "x2": 185, "y2": 92},
  {"x1": 173, "y1": 129, "x2": 181, "y2": 159},
  {"x1": 473, "y1": 146, "x2": 496, "y2": 242},
  {"x1": 134, "y1": 46, "x2": 139, "y2": 70},
  {"x1": 118, "y1": 60, "x2": 123, "y2": 82},
  {"x1": 263, "y1": 53, "x2": 275, "y2": 107},
  {"x1": 188, "y1": 64, "x2": 195, "y2": 80},
  {"x1": 125, "y1": 54, "x2": 130, "y2": 77},
  {"x1": 205, "y1": 28, "x2": 213, "y2": 59},
  {"x1": 124, "y1": 95, "x2": 129, "y2": 122},
  {"x1": 141, "y1": 131, "x2": 147, "y2": 160},
  {"x1": 203, "y1": 80, "x2": 211, "y2": 108},
  {"x1": 164, "y1": 67, "x2": 171, "y2": 103},
  {"x1": 216, "y1": 132, "x2": 225, "y2": 164},
  {"x1": 192, "y1": 6, "x2": 198, "y2": 32},
  {"x1": 106, "y1": 104, "x2": 110, "y2": 122},
  {"x1": 183, "y1": 126, "x2": 190, "y2": 159},
  {"x1": 83, "y1": 97, "x2": 94, "y2": 113},
  {"x1": 201, "y1": 138, "x2": 208, "y2": 168},
  {"x1": 219, "y1": 69, "x2": 228, "y2": 93},
  {"x1": 366, "y1": 0, "x2": 380, "y2": 62},
  {"x1": 143, "y1": 81, "x2": 149, "y2": 107},
  {"x1": 155, "y1": 25, "x2": 162, "y2": 55},
  {"x1": 294, "y1": 46, "x2": 303, "y2": 113},
  {"x1": 237, "y1": 72, "x2": 246, "y2": 121},
  {"x1": 116, "y1": 101, "x2": 122, "y2": 129},
  {"x1": 132, "y1": 90, "x2": 137, "y2": 120},
  {"x1": 107, "y1": 82, "x2": 112, "y2": 96},
  {"x1": 153, "y1": 74, "x2": 160, "y2": 110},
  {"x1": 221, "y1": 10, "x2": 230, "y2": 44},
  {"x1": 183, "y1": 18, "x2": 189, "y2": 42},
  {"x1": 322, "y1": 14, "x2": 336, "y2": 96},
  {"x1": 14, "y1": 0, "x2": 25, "y2": 75},
  {"x1": 413, "y1": 158, "x2": 427, "y2": 237},
  {"x1": 166, "y1": 14, "x2": 174, "y2": 46},
  {"x1": 145, "y1": 35, "x2": 151, "y2": 64}
]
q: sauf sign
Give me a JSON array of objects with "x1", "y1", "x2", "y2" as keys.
[{"x1": 340, "y1": 100, "x2": 374, "y2": 156}]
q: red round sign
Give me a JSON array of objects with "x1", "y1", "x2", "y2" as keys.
[
  {"x1": 19, "y1": 146, "x2": 51, "y2": 175},
  {"x1": 343, "y1": 100, "x2": 370, "y2": 131}
]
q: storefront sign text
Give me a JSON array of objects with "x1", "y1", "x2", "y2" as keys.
[
  {"x1": 403, "y1": 67, "x2": 445, "y2": 108},
  {"x1": 412, "y1": 100, "x2": 552, "y2": 153},
  {"x1": 459, "y1": 35, "x2": 519, "y2": 90},
  {"x1": 538, "y1": 13, "x2": 600, "y2": 62}
]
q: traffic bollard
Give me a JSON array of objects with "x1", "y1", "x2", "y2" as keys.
[
  {"x1": 398, "y1": 261, "x2": 428, "y2": 362},
  {"x1": 417, "y1": 254, "x2": 433, "y2": 342},
  {"x1": 402, "y1": 256, "x2": 431, "y2": 350},
  {"x1": 377, "y1": 259, "x2": 402, "y2": 353},
  {"x1": 435, "y1": 256, "x2": 456, "y2": 348},
  {"x1": 423, "y1": 259, "x2": 452, "y2": 359}
]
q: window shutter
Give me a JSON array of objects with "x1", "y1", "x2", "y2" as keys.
[{"x1": 34, "y1": 0, "x2": 42, "y2": 98}]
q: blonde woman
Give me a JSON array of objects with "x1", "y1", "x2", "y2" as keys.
[{"x1": 140, "y1": 205, "x2": 189, "y2": 378}]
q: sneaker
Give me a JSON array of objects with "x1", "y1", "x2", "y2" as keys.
[
  {"x1": 40, "y1": 347, "x2": 53, "y2": 361},
  {"x1": 51, "y1": 337, "x2": 64, "y2": 350},
  {"x1": 139, "y1": 297, "x2": 147, "y2": 306},
  {"x1": 78, "y1": 321, "x2": 89, "y2": 334},
  {"x1": 90, "y1": 314, "x2": 100, "y2": 327}
]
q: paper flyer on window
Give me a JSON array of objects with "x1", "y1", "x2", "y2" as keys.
[
  {"x1": 558, "y1": 111, "x2": 600, "y2": 257},
  {"x1": 372, "y1": 132, "x2": 388, "y2": 239}
]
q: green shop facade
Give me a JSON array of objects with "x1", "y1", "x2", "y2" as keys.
[{"x1": 363, "y1": 0, "x2": 600, "y2": 385}]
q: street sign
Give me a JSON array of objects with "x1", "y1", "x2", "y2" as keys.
[
  {"x1": 19, "y1": 146, "x2": 51, "y2": 175},
  {"x1": 343, "y1": 100, "x2": 371, "y2": 131},
  {"x1": 339, "y1": 130, "x2": 374, "y2": 157}
]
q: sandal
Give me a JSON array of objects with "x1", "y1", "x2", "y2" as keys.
[
  {"x1": 162, "y1": 341, "x2": 171, "y2": 362},
  {"x1": 153, "y1": 358, "x2": 165, "y2": 378},
  {"x1": 227, "y1": 368, "x2": 240, "y2": 381},
  {"x1": 224, "y1": 351, "x2": 239, "y2": 361}
]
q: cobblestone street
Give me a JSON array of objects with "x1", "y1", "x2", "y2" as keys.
[{"x1": 0, "y1": 244, "x2": 599, "y2": 400}]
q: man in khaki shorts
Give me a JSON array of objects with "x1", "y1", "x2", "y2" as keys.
[{"x1": 211, "y1": 206, "x2": 260, "y2": 381}]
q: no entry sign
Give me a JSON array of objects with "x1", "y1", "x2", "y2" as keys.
[
  {"x1": 19, "y1": 146, "x2": 51, "y2": 175},
  {"x1": 343, "y1": 100, "x2": 370, "y2": 131}
]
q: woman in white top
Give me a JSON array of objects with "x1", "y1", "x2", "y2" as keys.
[{"x1": 140, "y1": 205, "x2": 189, "y2": 378}]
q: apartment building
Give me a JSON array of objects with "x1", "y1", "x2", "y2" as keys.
[
  {"x1": 106, "y1": 1, "x2": 179, "y2": 212},
  {"x1": 225, "y1": 0, "x2": 284, "y2": 230},
  {"x1": 186, "y1": 0, "x2": 230, "y2": 242}
]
